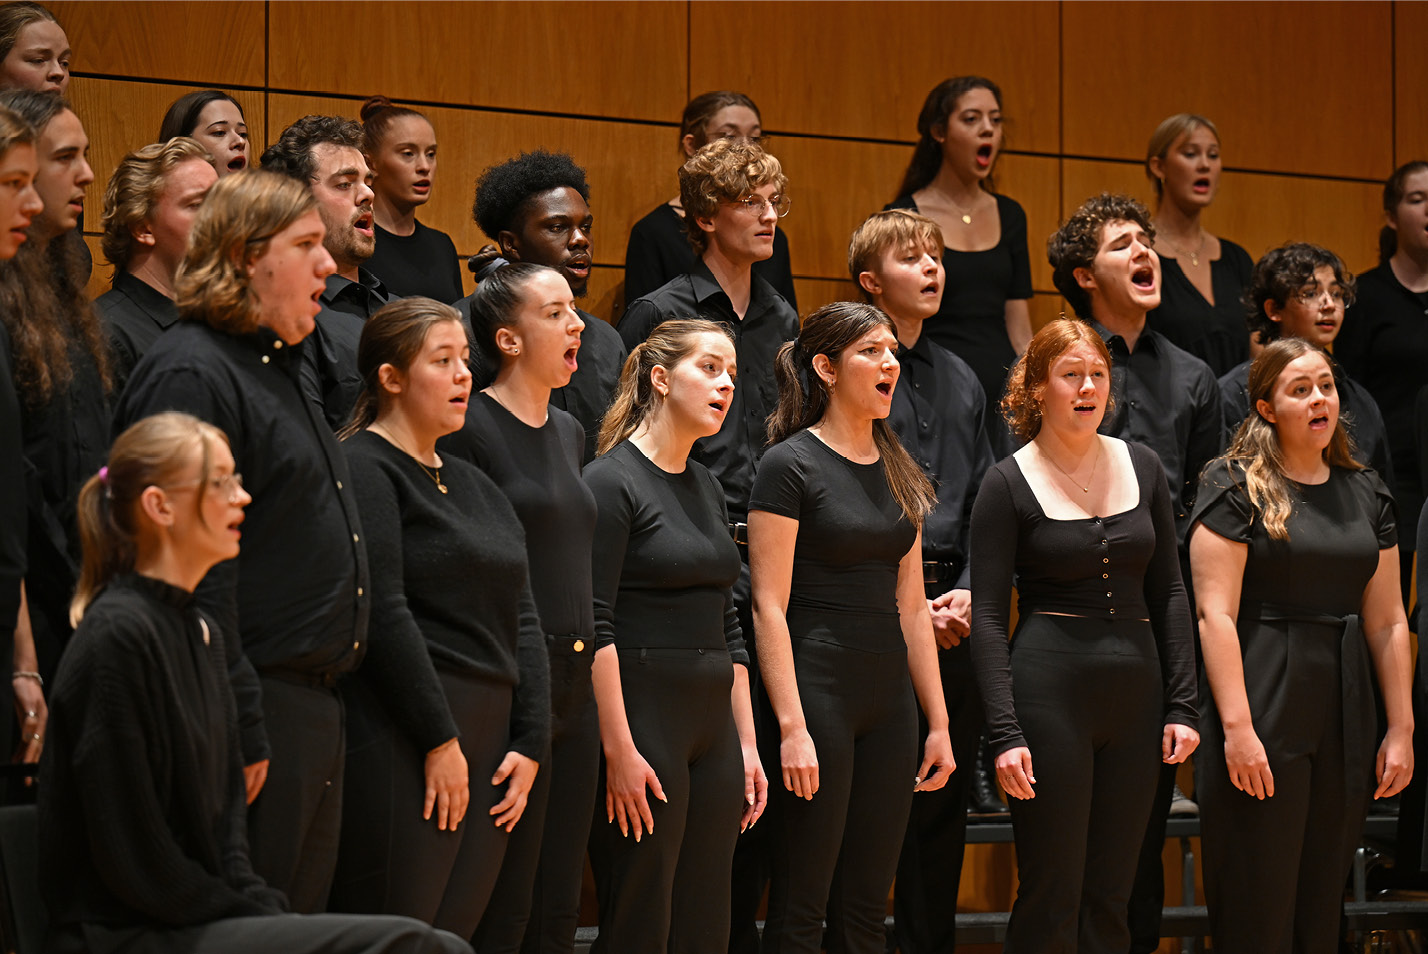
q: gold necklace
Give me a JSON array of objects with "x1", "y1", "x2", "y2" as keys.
[
  {"x1": 1161, "y1": 229, "x2": 1207, "y2": 267},
  {"x1": 929, "y1": 184, "x2": 979, "y2": 225},
  {"x1": 414, "y1": 458, "x2": 448, "y2": 494},
  {"x1": 1042, "y1": 441, "x2": 1101, "y2": 494},
  {"x1": 371, "y1": 424, "x2": 447, "y2": 494}
]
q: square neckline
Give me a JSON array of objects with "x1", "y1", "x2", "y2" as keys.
[{"x1": 1008, "y1": 439, "x2": 1143, "y2": 523}]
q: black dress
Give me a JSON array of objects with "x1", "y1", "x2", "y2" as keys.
[
  {"x1": 1191, "y1": 460, "x2": 1394, "y2": 954},
  {"x1": 623, "y1": 202, "x2": 797, "y2": 310},
  {"x1": 1146, "y1": 240, "x2": 1254, "y2": 378}
]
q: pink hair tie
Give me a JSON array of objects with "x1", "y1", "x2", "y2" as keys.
[{"x1": 97, "y1": 466, "x2": 109, "y2": 484}]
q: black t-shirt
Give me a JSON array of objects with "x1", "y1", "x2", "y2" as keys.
[
  {"x1": 749, "y1": 429, "x2": 916, "y2": 654},
  {"x1": 623, "y1": 202, "x2": 797, "y2": 310},
  {"x1": 366, "y1": 220, "x2": 463, "y2": 304},
  {"x1": 1146, "y1": 239, "x2": 1254, "y2": 378}
]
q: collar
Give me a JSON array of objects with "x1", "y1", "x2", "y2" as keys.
[
  {"x1": 896, "y1": 329, "x2": 936, "y2": 365},
  {"x1": 1089, "y1": 318, "x2": 1162, "y2": 355},
  {"x1": 114, "y1": 572, "x2": 196, "y2": 610},
  {"x1": 321, "y1": 268, "x2": 389, "y2": 306},
  {"x1": 114, "y1": 270, "x2": 180, "y2": 329}
]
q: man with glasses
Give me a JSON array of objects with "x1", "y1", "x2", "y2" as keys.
[{"x1": 616, "y1": 136, "x2": 798, "y2": 954}]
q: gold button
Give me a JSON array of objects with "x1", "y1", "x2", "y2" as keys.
[
  {"x1": 353, "y1": 534, "x2": 359, "y2": 543},
  {"x1": 357, "y1": 587, "x2": 364, "y2": 597},
  {"x1": 352, "y1": 641, "x2": 359, "y2": 651},
  {"x1": 274, "y1": 340, "x2": 283, "y2": 349},
  {"x1": 573, "y1": 639, "x2": 585, "y2": 653},
  {"x1": 1110, "y1": 608, "x2": 1116, "y2": 615},
  {"x1": 1102, "y1": 573, "x2": 1108, "y2": 579},
  {"x1": 1106, "y1": 591, "x2": 1112, "y2": 598},
  {"x1": 1103, "y1": 557, "x2": 1109, "y2": 563},
  {"x1": 261, "y1": 355, "x2": 270, "y2": 364},
  {"x1": 337, "y1": 480, "x2": 343, "y2": 490}
]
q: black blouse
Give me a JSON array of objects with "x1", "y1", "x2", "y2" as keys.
[{"x1": 1146, "y1": 239, "x2": 1254, "y2": 378}]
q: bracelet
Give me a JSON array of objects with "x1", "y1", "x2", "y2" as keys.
[{"x1": 12, "y1": 671, "x2": 42, "y2": 687}]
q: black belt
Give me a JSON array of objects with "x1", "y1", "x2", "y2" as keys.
[
  {"x1": 922, "y1": 560, "x2": 964, "y2": 586},
  {"x1": 729, "y1": 521, "x2": 748, "y2": 546}
]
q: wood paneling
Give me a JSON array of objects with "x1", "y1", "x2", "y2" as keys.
[
  {"x1": 1030, "y1": 291, "x2": 1068, "y2": 330},
  {"x1": 268, "y1": 95, "x2": 671, "y2": 273},
  {"x1": 52, "y1": 2, "x2": 264, "y2": 87},
  {"x1": 690, "y1": 1, "x2": 1060, "y2": 151},
  {"x1": 83, "y1": 234, "x2": 108, "y2": 302},
  {"x1": 1062, "y1": 2, "x2": 1393, "y2": 180},
  {"x1": 70, "y1": 80, "x2": 266, "y2": 215},
  {"x1": 268, "y1": 2, "x2": 686, "y2": 122},
  {"x1": 1395, "y1": 1, "x2": 1428, "y2": 166},
  {"x1": 793, "y1": 277, "x2": 858, "y2": 318}
]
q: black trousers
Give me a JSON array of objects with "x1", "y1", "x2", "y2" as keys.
[
  {"x1": 1126, "y1": 762, "x2": 1177, "y2": 952},
  {"x1": 476, "y1": 638, "x2": 600, "y2": 954},
  {"x1": 247, "y1": 676, "x2": 345, "y2": 914},
  {"x1": 762, "y1": 638, "x2": 917, "y2": 954},
  {"x1": 329, "y1": 669, "x2": 513, "y2": 938},
  {"x1": 728, "y1": 560, "x2": 770, "y2": 954},
  {"x1": 892, "y1": 635, "x2": 982, "y2": 954},
  {"x1": 1001, "y1": 615, "x2": 1162, "y2": 954},
  {"x1": 599, "y1": 647, "x2": 743, "y2": 954},
  {"x1": 56, "y1": 913, "x2": 473, "y2": 954}
]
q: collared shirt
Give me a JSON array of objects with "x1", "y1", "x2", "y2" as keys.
[
  {"x1": 303, "y1": 269, "x2": 393, "y2": 431},
  {"x1": 1089, "y1": 320, "x2": 1223, "y2": 540},
  {"x1": 115, "y1": 320, "x2": 370, "y2": 763},
  {"x1": 618, "y1": 261, "x2": 799, "y2": 518},
  {"x1": 887, "y1": 332, "x2": 994, "y2": 590},
  {"x1": 95, "y1": 270, "x2": 179, "y2": 397}
]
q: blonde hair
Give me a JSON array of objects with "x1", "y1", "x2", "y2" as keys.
[
  {"x1": 100, "y1": 136, "x2": 213, "y2": 272},
  {"x1": 1145, "y1": 113, "x2": 1221, "y2": 200},
  {"x1": 174, "y1": 169, "x2": 316, "y2": 334},
  {"x1": 847, "y1": 210, "x2": 943, "y2": 303},
  {"x1": 678, "y1": 138, "x2": 786, "y2": 256}
]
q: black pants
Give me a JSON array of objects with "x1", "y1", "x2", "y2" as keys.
[
  {"x1": 247, "y1": 676, "x2": 345, "y2": 914},
  {"x1": 600, "y1": 647, "x2": 743, "y2": 954},
  {"x1": 728, "y1": 560, "x2": 770, "y2": 954},
  {"x1": 476, "y1": 638, "x2": 601, "y2": 954},
  {"x1": 893, "y1": 635, "x2": 982, "y2": 953},
  {"x1": 56, "y1": 913, "x2": 473, "y2": 954},
  {"x1": 330, "y1": 669, "x2": 513, "y2": 938},
  {"x1": 1126, "y1": 762, "x2": 1177, "y2": 952},
  {"x1": 1001, "y1": 615, "x2": 1162, "y2": 954},
  {"x1": 762, "y1": 638, "x2": 917, "y2": 954}
]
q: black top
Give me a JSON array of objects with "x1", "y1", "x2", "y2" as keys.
[
  {"x1": 1335, "y1": 262, "x2": 1428, "y2": 521},
  {"x1": 114, "y1": 320, "x2": 370, "y2": 764},
  {"x1": 885, "y1": 192, "x2": 1034, "y2": 406},
  {"x1": 1146, "y1": 239, "x2": 1254, "y2": 377},
  {"x1": 302, "y1": 268, "x2": 394, "y2": 432},
  {"x1": 345, "y1": 430, "x2": 549, "y2": 760},
  {"x1": 440, "y1": 393, "x2": 596, "y2": 643},
  {"x1": 41, "y1": 575, "x2": 286, "y2": 950},
  {"x1": 0, "y1": 324, "x2": 23, "y2": 629},
  {"x1": 887, "y1": 332, "x2": 995, "y2": 587},
  {"x1": 623, "y1": 202, "x2": 797, "y2": 310},
  {"x1": 1218, "y1": 359, "x2": 1394, "y2": 486},
  {"x1": 1090, "y1": 321, "x2": 1223, "y2": 539},
  {"x1": 618, "y1": 261, "x2": 799, "y2": 518},
  {"x1": 969, "y1": 441, "x2": 1198, "y2": 756},
  {"x1": 586, "y1": 440, "x2": 745, "y2": 661},
  {"x1": 95, "y1": 271, "x2": 179, "y2": 397},
  {"x1": 366, "y1": 220, "x2": 463, "y2": 304},
  {"x1": 749, "y1": 429, "x2": 917, "y2": 654}
]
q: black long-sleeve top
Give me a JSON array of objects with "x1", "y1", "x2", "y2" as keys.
[
  {"x1": 301, "y1": 269, "x2": 394, "y2": 432},
  {"x1": 886, "y1": 332, "x2": 995, "y2": 588},
  {"x1": 0, "y1": 325, "x2": 23, "y2": 630},
  {"x1": 586, "y1": 440, "x2": 746, "y2": 662},
  {"x1": 623, "y1": 202, "x2": 797, "y2": 310},
  {"x1": 114, "y1": 320, "x2": 369, "y2": 764},
  {"x1": 440, "y1": 394, "x2": 596, "y2": 642},
  {"x1": 969, "y1": 441, "x2": 1198, "y2": 757},
  {"x1": 617, "y1": 262, "x2": 798, "y2": 519},
  {"x1": 346, "y1": 429, "x2": 550, "y2": 759},
  {"x1": 40, "y1": 574, "x2": 287, "y2": 951},
  {"x1": 367, "y1": 221, "x2": 463, "y2": 304},
  {"x1": 95, "y1": 271, "x2": 179, "y2": 397}
]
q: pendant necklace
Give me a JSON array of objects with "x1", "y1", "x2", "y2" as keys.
[
  {"x1": 372, "y1": 423, "x2": 447, "y2": 494},
  {"x1": 1043, "y1": 441, "x2": 1101, "y2": 494}
]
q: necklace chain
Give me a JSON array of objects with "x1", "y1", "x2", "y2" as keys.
[
  {"x1": 371, "y1": 424, "x2": 447, "y2": 494},
  {"x1": 1042, "y1": 441, "x2": 1101, "y2": 494},
  {"x1": 929, "y1": 184, "x2": 979, "y2": 225},
  {"x1": 1161, "y1": 229, "x2": 1207, "y2": 268}
]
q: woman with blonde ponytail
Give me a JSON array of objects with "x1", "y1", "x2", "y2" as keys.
[{"x1": 749, "y1": 301, "x2": 952, "y2": 954}]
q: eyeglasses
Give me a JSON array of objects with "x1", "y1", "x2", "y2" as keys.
[
  {"x1": 1292, "y1": 285, "x2": 1348, "y2": 305},
  {"x1": 733, "y1": 193, "x2": 791, "y2": 218},
  {"x1": 166, "y1": 472, "x2": 245, "y2": 502}
]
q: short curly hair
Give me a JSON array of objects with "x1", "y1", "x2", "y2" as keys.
[
  {"x1": 678, "y1": 138, "x2": 787, "y2": 256},
  {"x1": 1244, "y1": 242, "x2": 1356, "y2": 342},
  {"x1": 260, "y1": 114, "x2": 363, "y2": 183},
  {"x1": 100, "y1": 136, "x2": 213, "y2": 272},
  {"x1": 1001, "y1": 318, "x2": 1114, "y2": 441},
  {"x1": 1047, "y1": 192, "x2": 1156, "y2": 321},
  {"x1": 472, "y1": 150, "x2": 590, "y2": 240}
]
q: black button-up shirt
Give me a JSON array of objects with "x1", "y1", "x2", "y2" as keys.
[
  {"x1": 1090, "y1": 321, "x2": 1223, "y2": 540},
  {"x1": 95, "y1": 270, "x2": 179, "y2": 397},
  {"x1": 618, "y1": 261, "x2": 799, "y2": 518},
  {"x1": 887, "y1": 333, "x2": 995, "y2": 590},
  {"x1": 303, "y1": 269, "x2": 393, "y2": 431},
  {"x1": 115, "y1": 320, "x2": 370, "y2": 763}
]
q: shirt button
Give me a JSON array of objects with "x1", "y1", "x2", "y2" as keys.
[
  {"x1": 1106, "y1": 591, "x2": 1113, "y2": 598},
  {"x1": 336, "y1": 480, "x2": 343, "y2": 490},
  {"x1": 357, "y1": 587, "x2": 364, "y2": 597},
  {"x1": 920, "y1": 422, "x2": 929, "y2": 430},
  {"x1": 1103, "y1": 557, "x2": 1109, "y2": 563},
  {"x1": 261, "y1": 355, "x2": 270, "y2": 364},
  {"x1": 353, "y1": 534, "x2": 360, "y2": 543},
  {"x1": 1102, "y1": 573, "x2": 1109, "y2": 579},
  {"x1": 274, "y1": 340, "x2": 283, "y2": 349},
  {"x1": 1110, "y1": 607, "x2": 1116, "y2": 615},
  {"x1": 353, "y1": 641, "x2": 360, "y2": 651},
  {"x1": 1101, "y1": 539, "x2": 1107, "y2": 545}
]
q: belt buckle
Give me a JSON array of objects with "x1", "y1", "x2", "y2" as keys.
[{"x1": 729, "y1": 521, "x2": 748, "y2": 546}]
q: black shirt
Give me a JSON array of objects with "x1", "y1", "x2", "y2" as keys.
[
  {"x1": 115, "y1": 320, "x2": 370, "y2": 764},
  {"x1": 345, "y1": 430, "x2": 550, "y2": 760},
  {"x1": 887, "y1": 332, "x2": 994, "y2": 588},
  {"x1": 366, "y1": 220, "x2": 463, "y2": 304},
  {"x1": 623, "y1": 202, "x2": 797, "y2": 310},
  {"x1": 440, "y1": 394, "x2": 596, "y2": 642},
  {"x1": 0, "y1": 324, "x2": 23, "y2": 629},
  {"x1": 1089, "y1": 321, "x2": 1223, "y2": 539},
  {"x1": 586, "y1": 440, "x2": 745, "y2": 662},
  {"x1": 303, "y1": 268, "x2": 394, "y2": 432},
  {"x1": 749, "y1": 429, "x2": 917, "y2": 654},
  {"x1": 41, "y1": 574, "x2": 286, "y2": 951},
  {"x1": 1146, "y1": 240, "x2": 1254, "y2": 378},
  {"x1": 969, "y1": 442, "x2": 1198, "y2": 756},
  {"x1": 617, "y1": 261, "x2": 799, "y2": 518},
  {"x1": 95, "y1": 270, "x2": 179, "y2": 397}
]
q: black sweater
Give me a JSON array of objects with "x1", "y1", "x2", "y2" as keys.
[
  {"x1": 345, "y1": 430, "x2": 550, "y2": 759},
  {"x1": 40, "y1": 575, "x2": 286, "y2": 949}
]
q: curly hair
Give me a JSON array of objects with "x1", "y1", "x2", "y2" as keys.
[
  {"x1": 472, "y1": 150, "x2": 590, "y2": 240},
  {"x1": 1001, "y1": 318, "x2": 1114, "y2": 441},
  {"x1": 1244, "y1": 242, "x2": 1355, "y2": 343},
  {"x1": 678, "y1": 138, "x2": 787, "y2": 256},
  {"x1": 99, "y1": 136, "x2": 213, "y2": 272},
  {"x1": 260, "y1": 114, "x2": 362, "y2": 182},
  {"x1": 896, "y1": 75, "x2": 1003, "y2": 198},
  {"x1": 158, "y1": 89, "x2": 244, "y2": 142},
  {"x1": 1047, "y1": 192, "x2": 1156, "y2": 321}
]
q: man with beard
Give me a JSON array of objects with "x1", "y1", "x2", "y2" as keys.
[
  {"x1": 463, "y1": 151, "x2": 625, "y2": 461},
  {"x1": 262, "y1": 114, "x2": 391, "y2": 429}
]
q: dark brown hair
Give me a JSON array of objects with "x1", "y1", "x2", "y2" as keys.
[
  {"x1": 465, "y1": 261, "x2": 560, "y2": 385},
  {"x1": 1244, "y1": 242, "x2": 1355, "y2": 342},
  {"x1": 1002, "y1": 318, "x2": 1114, "y2": 441},
  {"x1": 680, "y1": 90, "x2": 761, "y2": 154},
  {"x1": 1047, "y1": 192, "x2": 1156, "y2": 321},
  {"x1": 1379, "y1": 160, "x2": 1428, "y2": 264},
  {"x1": 158, "y1": 89, "x2": 244, "y2": 143},
  {"x1": 896, "y1": 76, "x2": 1003, "y2": 198},
  {"x1": 340, "y1": 297, "x2": 466, "y2": 439}
]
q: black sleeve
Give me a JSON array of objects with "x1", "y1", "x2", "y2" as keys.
[
  {"x1": 0, "y1": 329, "x2": 24, "y2": 629},
  {"x1": 747, "y1": 442, "x2": 804, "y2": 520},
  {"x1": 1362, "y1": 469, "x2": 1399, "y2": 550},
  {"x1": 1003, "y1": 197, "x2": 1034, "y2": 300},
  {"x1": 1189, "y1": 458, "x2": 1255, "y2": 544},
  {"x1": 967, "y1": 466, "x2": 1025, "y2": 756},
  {"x1": 706, "y1": 468, "x2": 748, "y2": 667},
  {"x1": 957, "y1": 384, "x2": 996, "y2": 592},
  {"x1": 1335, "y1": 299, "x2": 1373, "y2": 382},
  {"x1": 1136, "y1": 446, "x2": 1198, "y2": 730},
  {"x1": 1179, "y1": 366, "x2": 1225, "y2": 534},
  {"x1": 616, "y1": 296, "x2": 665, "y2": 352},
  {"x1": 507, "y1": 576, "x2": 551, "y2": 761},
  {"x1": 587, "y1": 459, "x2": 632, "y2": 651}
]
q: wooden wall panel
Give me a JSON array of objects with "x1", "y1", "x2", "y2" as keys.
[
  {"x1": 52, "y1": 2, "x2": 264, "y2": 87},
  {"x1": 1395, "y1": 1, "x2": 1428, "y2": 166},
  {"x1": 266, "y1": 95, "x2": 672, "y2": 271},
  {"x1": 690, "y1": 1, "x2": 1060, "y2": 150},
  {"x1": 268, "y1": 2, "x2": 686, "y2": 122},
  {"x1": 1062, "y1": 2, "x2": 1393, "y2": 180}
]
